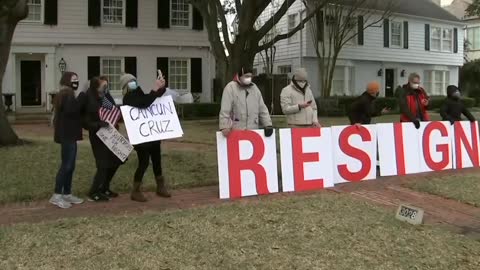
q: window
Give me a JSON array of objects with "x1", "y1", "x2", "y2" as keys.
[
  {"x1": 431, "y1": 26, "x2": 453, "y2": 52},
  {"x1": 101, "y1": 58, "x2": 123, "y2": 91},
  {"x1": 278, "y1": 65, "x2": 292, "y2": 74},
  {"x1": 467, "y1": 27, "x2": 480, "y2": 50},
  {"x1": 102, "y1": 0, "x2": 125, "y2": 25},
  {"x1": 171, "y1": 0, "x2": 191, "y2": 27},
  {"x1": 288, "y1": 14, "x2": 299, "y2": 43},
  {"x1": 424, "y1": 70, "x2": 449, "y2": 95},
  {"x1": 25, "y1": 0, "x2": 43, "y2": 22},
  {"x1": 391, "y1": 22, "x2": 403, "y2": 47},
  {"x1": 169, "y1": 59, "x2": 190, "y2": 93},
  {"x1": 331, "y1": 66, "x2": 354, "y2": 96}
]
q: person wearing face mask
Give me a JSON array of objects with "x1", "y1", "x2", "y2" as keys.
[
  {"x1": 440, "y1": 85, "x2": 475, "y2": 125},
  {"x1": 50, "y1": 72, "x2": 85, "y2": 209},
  {"x1": 399, "y1": 73, "x2": 430, "y2": 129},
  {"x1": 347, "y1": 81, "x2": 390, "y2": 126},
  {"x1": 280, "y1": 68, "x2": 321, "y2": 128},
  {"x1": 121, "y1": 73, "x2": 171, "y2": 202},
  {"x1": 219, "y1": 67, "x2": 273, "y2": 137}
]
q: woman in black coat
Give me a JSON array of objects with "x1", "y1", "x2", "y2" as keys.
[{"x1": 85, "y1": 77, "x2": 124, "y2": 201}]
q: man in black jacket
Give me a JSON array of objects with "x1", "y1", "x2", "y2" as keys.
[
  {"x1": 440, "y1": 85, "x2": 475, "y2": 124},
  {"x1": 347, "y1": 81, "x2": 389, "y2": 125}
]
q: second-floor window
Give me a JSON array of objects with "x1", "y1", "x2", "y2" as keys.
[
  {"x1": 102, "y1": 58, "x2": 124, "y2": 91},
  {"x1": 171, "y1": 0, "x2": 191, "y2": 27},
  {"x1": 431, "y1": 26, "x2": 453, "y2": 52},
  {"x1": 288, "y1": 14, "x2": 299, "y2": 43},
  {"x1": 102, "y1": 0, "x2": 125, "y2": 25},
  {"x1": 25, "y1": 0, "x2": 43, "y2": 23},
  {"x1": 467, "y1": 27, "x2": 480, "y2": 50},
  {"x1": 391, "y1": 21, "x2": 403, "y2": 47}
]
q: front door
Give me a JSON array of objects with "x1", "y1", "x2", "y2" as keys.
[
  {"x1": 385, "y1": 69, "x2": 395, "y2": 97},
  {"x1": 20, "y1": 60, "x2": 42, "y2": 106}
]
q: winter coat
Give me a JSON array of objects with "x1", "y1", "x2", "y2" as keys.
[
  {"x1": 399, "y1": 84, "x2": 430, "y2": 122},
  {"x1": 53, "y1": 86, "x2": 83, "y2": 144},
  {"x1": 347, "y1": 92, "x2": 381, "y2": 125},
  {"x1": 280, "y1": 83, "x2": 318, "y2": 126},
  {"x1": 440, "y1": 89, "x2": 475, "y2": 123},
  {"x1": 85, "y1": 90, "x2": 123, "y2": 168},
  {"x1": 219, "y1": 81, "x2": 272, "y2": 130},
  {"x1": 122, "y1": 86, "x2": 166, "y2": 151}
]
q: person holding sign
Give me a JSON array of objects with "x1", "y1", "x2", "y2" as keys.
[
  {"x1": 440, "y1": 85, "x2": 476, "y2": 124},
  {"x1": 280, "y1": 68, "x2": 321, "y2": 128},
  {"x1": 85, "y1": 77, "x2": 124, "y2": 202},
  {"x1": 219, "y1": 67, "x2": 273, "y2": 137},
  {"x1": 121, "y1": 72, "x2": 171, "y2": 202},
  {"x1": 398, "y1": 73, "x2": 430, "y2": 129},
  {"x1": 347, "y1": 81, "x2": 389, "y2": 125}
]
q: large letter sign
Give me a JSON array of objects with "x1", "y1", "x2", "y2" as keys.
[
  {"x1": 279, "y1": 128, "x2": 334, "y2": 193},
  {"x1": 216, "y1": 130, "x2": 278, "y2": 199},
  {"x1": 418, "y1": 121, "x2": 452, "y2": 172},
  {"x1": 333, "y1": 125, "x2": 377, "y2": 184},
  {"x1": 452, "y1": 121, "x2": 480, "y2": 169}
]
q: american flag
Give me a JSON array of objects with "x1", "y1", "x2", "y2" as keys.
[{"x1": 99, "y1": 97, "x2": 121, "y2": 126}]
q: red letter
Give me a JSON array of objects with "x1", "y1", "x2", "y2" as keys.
[
  {"x1": 393, "y1": 123, "x2": 406, "y2": 175},
  {"x1": 454, "y1": 122, "x2": 480, "y2": 168},
  {"x1": 337, "y1": 126, "x2": 372, "y2": 182},
  {"x1": 291, "y1": 128, "x2": 323, "y2": 191},
  {"x1": 227, "y1": 131, "x2": 269, "y2": 199},
  {"x1": 422, "y1": 122, "x2": 450, "y2": 171}
]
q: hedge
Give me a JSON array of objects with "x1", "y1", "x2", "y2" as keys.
[{"x1": 176, "y1": 103, "x2": 220, "y2": 119}]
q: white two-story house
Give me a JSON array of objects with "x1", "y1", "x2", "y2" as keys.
[
  {"x1": 254, "y1": 0, "x2": 464, "y2": 97},
  {"x1": 2, "y1": 0, "x2": 215, "y2": 113}
]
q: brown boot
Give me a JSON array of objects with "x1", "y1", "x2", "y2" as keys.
[
  {"x1": 155, "y1": 175, "x2": 171, "y2": 198},
  {"x1": 130, "y1": 182, "x2": 147, "y2": 202}
]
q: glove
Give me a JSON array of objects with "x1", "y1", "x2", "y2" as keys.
[
  {"x1": 99, "y1": 121, "x2": 109, "y2": 128},
  {"x1": 413, "y1": 120, "x2": 420, "y2": 130},
  {"x1": 264, "y1": 127, "x2": 274, "y2": 137},
  {"x1": 450, "y1": 120, "x2": 455, "y2": 125}
]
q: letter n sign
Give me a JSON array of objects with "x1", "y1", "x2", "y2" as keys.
[{"x1": 216, "y1": 130, "x2": 279, "y2": 199}]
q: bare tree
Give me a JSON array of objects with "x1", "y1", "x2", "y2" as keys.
[
  {"x1": 257, "y1": 14, "x2": 279, "y2": 76},
  {"x1": 189, "y1": 0, "x2": 327, "y2": 88},
  {"x1": 304, "y1": 0, "x2": 395, "y2": 97},
  {"x1": 0, "y1": 0, "x2": 27, "y2": 146}
]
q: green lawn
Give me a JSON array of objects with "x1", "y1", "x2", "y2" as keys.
[
  {"x1": 1, "y1": 193, "x2": 479, "y2": 269},
  {"x1": 407, "y1": 174, "x2": 480, "y2": 207}
]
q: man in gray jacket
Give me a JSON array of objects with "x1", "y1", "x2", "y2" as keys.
[{"x1": 219, "y1": 67, "x2": 273, "y2": 137}]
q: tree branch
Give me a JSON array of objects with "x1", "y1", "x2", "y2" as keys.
[
  {"x1": 255, "y1": 0, "x2": 296, "y2": 41},
  {"x1": 215, "y1": 0, "x2": 232, "y2": 51}
]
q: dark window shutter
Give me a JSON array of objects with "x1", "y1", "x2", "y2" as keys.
[
  {"x1": 124, "y1": 57, "x2": 137, "y2": 77},
  {"x1": 357, "y1": 16, "x2": 364, "y2": 45},
  {"x1": 158, "y1": 0, "x2": 170, "y2": 29},
  {"x1": 454, "y1": 28, "x2": 458, "y2": 53},
  {"x1": 88, "y1": 57, "x2": 100, "y2": 80},
  {"x1": 190, "y1": 58, "x2": 202, "y2": 93},
  {"x1": 157, "y1": 57, "x2": 169, "y2": 87},
  {"x1": 192, "y1": 6, "x2": 204, "y2": 30},
  {"x1": 317, "y1": 10, "x2": 324, "y2": 42},
  {"x1": 44, "y1": 0, "x2": 58, "y2": 25},
  {"x1": 383, "y1": 19, "x2": 389, "y2": 48},
  {"x1": 126, "y1": 0, "x2": 138, "y2": 28},
  {"x1": 403, "y1": 21, "x2": 409, "y2": 49},
  {"x1": 88, "y1": 0, "x2": 101, "y2": 27},
  {"x1": 425, "y1": 24, "x2": 430, "y2": 51}
]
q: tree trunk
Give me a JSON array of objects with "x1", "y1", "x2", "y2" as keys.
[{"x1": 0, "y1": 0, "x2": 28, "y2": 146}]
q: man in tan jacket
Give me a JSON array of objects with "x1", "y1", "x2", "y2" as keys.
[
  {"x1": 280, "y1": 68, "x2": 321, "y2": 128},
  {"x1": 219, "y1": 67, "x2": 273, "y2": 137}
]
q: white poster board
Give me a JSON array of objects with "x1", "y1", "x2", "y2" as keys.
[
  {"x1": 120, "y1": 96, "x2": 183, "y2": 145},
  {"x1": 418, "y1": 121, "x2": 453, "y2": 173},
  {"x1": 96, "y1": 125, "x2": 134, "y2": 162},
  {"x1": 451, "y1": 121, "x2": 480, "y2": 169}
]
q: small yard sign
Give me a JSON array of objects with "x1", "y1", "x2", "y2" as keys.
[
  {"x1": 395, "y1": 204, "x2": 424, "y2": 225},
  {"x1": 96, "y1": 125, "x2": 134, "y2": 162}
]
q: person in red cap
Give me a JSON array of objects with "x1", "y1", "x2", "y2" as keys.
[
  {"x1": 347, "y1": 81, "x2": 389, "y2": 125},
  {"x1": 399, "y1": 73, "x2": 430, "y2": 129}
]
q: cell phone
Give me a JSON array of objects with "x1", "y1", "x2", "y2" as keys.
[{"x1": 157, "y1": 70, "x2": 163, "y2": 80}]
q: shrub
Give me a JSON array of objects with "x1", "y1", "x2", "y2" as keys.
[
  {"x1": 316, "y1": 96, "x2": 399, "y2": 117},
  {"x1": 176, "y1": 103, "x2": 221, "y2": 119}
]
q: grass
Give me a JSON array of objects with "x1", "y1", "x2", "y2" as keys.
[
  {"x1": 407, "y1": 174, "x2": 480, "y2": 207},
  {"x1": 1, "y1": 193, "x2": 480, "y2": 269}
]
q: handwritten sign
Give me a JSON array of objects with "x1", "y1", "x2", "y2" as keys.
[
  {"x1": 395, "y1": 204, "x2": 424, "y2": 225},
  {"x1": 120, "y1": 96, "x2": 183, "y2": 145},
  {"x1": 96, "y1": 125, "x2": 134, "y2": 162}
]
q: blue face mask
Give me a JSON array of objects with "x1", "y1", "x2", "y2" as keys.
[{"x1": 127, "y1": 81, "x2": 138, "y2": 90}]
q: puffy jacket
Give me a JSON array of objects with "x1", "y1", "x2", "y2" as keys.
[
  {"x1": 280, "y1": 83, "x2": 318, "y2": 126},
  {"x1": 440, "y1": 87, "x2": 475, "y2": 123},
  {"x1": 347, "y1": 92, "x2": 381, "y2": 125},
  {"x1": 399, "y1": 84, "x2": 430, "y2": 122},
  {"x1": 53, "y1": 86, "x2": 83, "y2": 144},
  {"x1": 219, "y1": 81, "x2": 272, "y2": 130}
]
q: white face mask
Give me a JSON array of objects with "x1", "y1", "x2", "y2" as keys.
[
  {"x1": 297, "y1": 82, "x2": 307, "y2": 88},
  {"x1": 410, "y1": 83, "x2": 420, "y2": 90},
  {"x1": 240, "y1": 77, "x2": 252, "y2": 86},
  {"x1": 127, "y1": 81, "x2": 138, "y2": 90}
]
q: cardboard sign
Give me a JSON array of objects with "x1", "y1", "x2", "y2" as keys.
[
  {"x1": 120, "y1": 96, "x2": 183, "y2": 145},
  {"x1": 216, "y1": 130, "x2": 279, "y2": 199},
  {"x1": 332, "y1": 125, "x2": 377, "y2": 184},
  {"x1": 452, "y1": 121, "x2": 480, "y2": 169},
  {"x1": 96, "y1": 125, "x2": 134, "y2": 162}
]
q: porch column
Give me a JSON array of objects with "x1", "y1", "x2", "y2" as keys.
[{"x1": 45, "y1": 53, "x2": 56, "y2": 111}]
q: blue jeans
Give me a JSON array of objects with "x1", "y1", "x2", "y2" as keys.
[{"x1": 54, "y1": 142, "x2": 78, "y2": 194}]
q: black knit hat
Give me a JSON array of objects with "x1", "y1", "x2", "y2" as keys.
[{"x1": 238, "y1": 66, "x2": 253, "y2": 76}]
